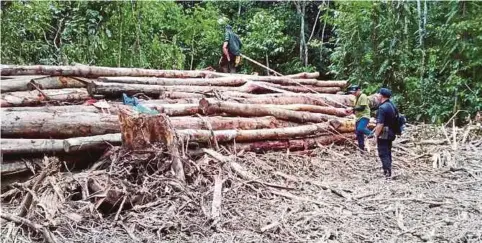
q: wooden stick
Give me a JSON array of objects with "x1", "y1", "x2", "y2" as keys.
[{"x1": 241, "y1": 54, "x2": 283, "y2": 76}]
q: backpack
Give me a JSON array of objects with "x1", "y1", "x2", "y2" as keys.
[{"x1": 387, "y1": 102, "x2": 406, "y2": 135}]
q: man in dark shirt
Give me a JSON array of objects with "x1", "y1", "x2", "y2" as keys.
[
  {"x1": 219, "y1": 25, "x2": 242, "y2": 73},
  {"x1": 373, "y1": 88, "x2": 398, "y2": 178}
]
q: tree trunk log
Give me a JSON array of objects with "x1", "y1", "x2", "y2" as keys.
[
  {"x1": 1, "y1": 103, "x2": 201, "y2": 116},
  {"x1": 0, "y1": 88, "x2": 90, "y2": 107},
  {"x1": 1, "y1": 139, "x2": 64, "y2": 154},
  {"x1": 99, "y1": 76, "x2": 247, "y2": 86},
  {"x1": 164, "y1": 94, "x2": 355, "y2": 108},
  {"x1": 87, "y1": 81, "x2": 285, "y2": 98},
  {"x1": 199, "y1": 98, "x2": 337, "y2": 123},
  {"x1": 1, "y1": 76, "x2": 47, "y2": 92},
  {"x1": 228, "y1": 134, "x2": 352, "y2": 153},
  {"x1": 120, "y1": 74, "x2": 346, "y2": 88},
  {"x1": 54, "y1": 122, "x2": 337, "y2": 152},
  {"x1": 260, "y1": 104, "x2": 348, "y2": 117},
  {"x1": 1, "y1": 111, "x2": 297, "y2": 138},
  {"x1": 28, "y1": 76, "x2": 86, "y2": 90},
  {"x1": 3, "y1": 103, "x2": 347, "y2": 117},
  {"x1": 285, "y1": 72, "x2": 320, "y2": 79},
  {"x1": 265, "y1": 83, "x2": 341, "y2": 93},
  {"x1": 64, "y1": 134, "x2": 121, "y2": 152},
  {"x1": 1, "y1": 65, "x2": 221, "y2": 78},
  {"x1": 0, "y1": 158, "x2": 44, "y2": 176},
  {"x1": 248, "y1": 77, "x2": 346, "y2": 87},
  {"x1": 179, "y1": 122, "x2": 333, "y2": 143}
]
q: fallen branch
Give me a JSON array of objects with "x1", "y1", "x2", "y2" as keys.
[
  {"x1": 211, "y1": 170, "x2": 223, "y2": 222},
  {"x1": 0, "y1": 213, "x2": 58, "y2": 243}
]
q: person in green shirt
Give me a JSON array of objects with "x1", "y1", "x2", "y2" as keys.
[
  {"x1": 345, "y1": 85, "x2": 373, "y2": 151},
  {"x1": 219, "y1": 25, "x2": 242, "y2": 73}
]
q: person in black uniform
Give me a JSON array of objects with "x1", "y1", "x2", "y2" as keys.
[{"x1": 373, "y1": 88, "x2": 398, "y2": 179}]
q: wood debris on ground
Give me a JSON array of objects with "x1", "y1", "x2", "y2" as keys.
[{"x1": 1, "y1": 65, "x2": 481, "y2": 242}]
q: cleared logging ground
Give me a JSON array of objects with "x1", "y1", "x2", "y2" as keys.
[{"x1": 1, "y1": 124, "x2": 481, "y2": 243}]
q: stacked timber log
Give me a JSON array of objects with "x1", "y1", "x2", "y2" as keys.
[{"x1": 0, "y1": 64, "x2": 373, "y2": 176}]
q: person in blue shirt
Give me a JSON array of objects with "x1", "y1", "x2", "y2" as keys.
[{"x1": 373, "y1": 88, "x2": 398, "y2": 179}]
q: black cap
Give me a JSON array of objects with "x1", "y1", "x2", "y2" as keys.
[
  {"x1": 378, "y1": 88, "x2": 392, "y2": 98},
  {"x1": 347, "y1": 84, "x2": 361, "y2": 94}
]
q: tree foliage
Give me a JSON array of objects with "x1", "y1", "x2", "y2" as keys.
[{"x1": 1, "y1": 0, "x2": 480, "y2": 123}]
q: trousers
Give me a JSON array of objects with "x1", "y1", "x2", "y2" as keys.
[
  {"x1": 355, "y1": 117, "x2": 372, "y2": 151},
  {"x1": 377, "y1": 139, "x2": 393, "y2": 176}
]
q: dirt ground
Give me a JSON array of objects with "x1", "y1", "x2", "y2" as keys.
[{"x1": 1, "y1": 124, "x2": 481, "y2": 243}]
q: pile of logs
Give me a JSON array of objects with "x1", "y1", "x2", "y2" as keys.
[{"x1": 1, "y1": 64, "x2": 370, "y2": 176}]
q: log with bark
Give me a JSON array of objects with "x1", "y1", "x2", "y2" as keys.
[
  {"x1": 1, "y1": 64, "x2": 221, "y2": 78},
  {"x1": 286, "y1": 72, "x2": 320, "y2": 79},
  {"x1": 1, "y1": 111, "x2": 298, "y2": 138},
  {"x1": 0, "y1": 158, "x2": 42, "y2": 176},
  {"x1": 100, "y1": 76, "x2": 348, "y2": 88},
  {"x1": 98, "y1": 76, "x2": 247, "y2": 86},
  {"x1": 0, "y1": 88, "x2": 90, "y2": 107},
  {"x1": 214, "y1": 75, "x2": 346, "y2": 87},
  {"x1": 253, "y1": 77, "x2": 346, "y2": 87},
  {"x1": 1, "y1": 139, "x2": 64, "y2": 154},
  {"x1": 165, "y1": 93, "x2": 355, "y2": 108},
  {"x1": 228, "y1": 134, "x2": 352, "y2": 153},
  {"x1": 2, "y1": 102, "x2": 347, "y2": 118},
  {"x1": 199, "y1": 98, "x2": 337, "y2": 123},
  {"x1": 1, "y1": 103, "x2": 201, "y2": 116},
  {"x1": 64, "y1": 134, "x2": 121, "y2": 153},
  {"x1": 179, "y1": 122, "x2": 334, "y2": 143},
  {"x1": 87, "y1": 81, "x2": 288, "y2": 98},
  {"x1": 260, "y1": 104, "x2": 348, "y2": 117},
  {"x1": 57, "y1": 122, "x2": 335, "y2": 150},
  {"x1": 265, "y1": 83, "x2": 341, "y2": 94},
  {"x1": 1, "y1": 76, "x2": 46, "y2": 92},
  {"x1": 27, "y1": 76, "x2": 86, "y2": 90}
]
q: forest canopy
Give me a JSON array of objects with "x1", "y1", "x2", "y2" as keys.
[{"x1": 1, "y1": 0, "x2": 481, "y2": 123}]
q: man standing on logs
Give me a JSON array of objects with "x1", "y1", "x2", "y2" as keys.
[
  {"x1": 345, "y1": 85, "x2": 372, "y2": 152},
  {"x1": 373, "y1": 88, "x2": 398, "y2": 179},
  {"x1": 219, "y1": 25, "x2": 242, "y2": 73}
]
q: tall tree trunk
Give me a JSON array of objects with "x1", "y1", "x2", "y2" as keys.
[{"x1": 295, "y1": 1, "x2": 308, "y2": 66}]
